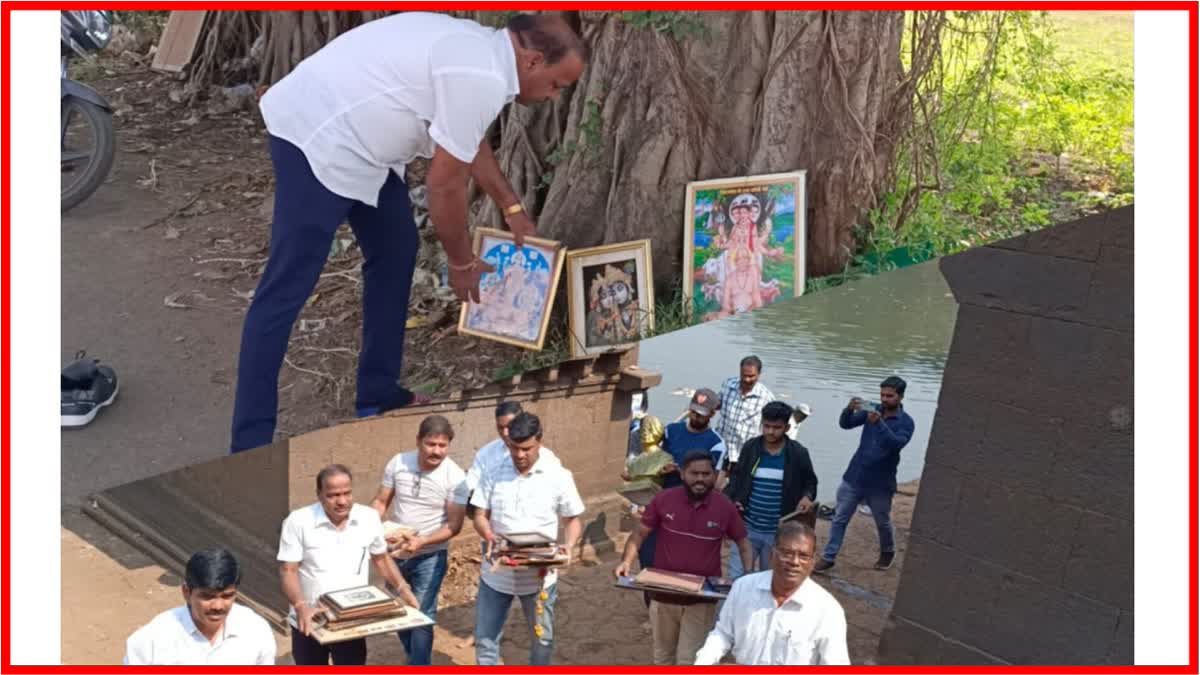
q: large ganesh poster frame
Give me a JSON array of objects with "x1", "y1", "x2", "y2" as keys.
[{"x1": 681, "y1": 171, "x2": 807, "y2": 322}]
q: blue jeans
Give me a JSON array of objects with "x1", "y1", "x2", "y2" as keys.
[
  {"x1": 728, "y1": 528, "x2": 774, "y2": 579},
  {"x1": 394, "y1": 549, "x2": 448, "y2": 666},
  {"x1": 230, "y1": 135, "x2": 419, "y2": 452},
  {"x1": 822, "y1": 480, "x2": 895, "y2": 562},
  {"x1": 474, "y1": 578, "x2": 558, "y2": 665}
]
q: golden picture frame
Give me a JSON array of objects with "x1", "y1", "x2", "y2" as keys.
[
  {"x1": 456, "y1": 227, "x2": 565, "y2": 351},
  {"x1": 682, "y1": 171, "x2": 807, "y2": 323},
  {"x1": 565, "y1": 239, "x2": 656, "y2": 359}
]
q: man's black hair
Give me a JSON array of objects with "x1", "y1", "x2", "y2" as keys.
[
  {"x1": 316, "y1": 464, "x2": 352, "y2": 492},
  {"x1": 495, "y1": 400, "x2": 523, "y2": 418},
  {"x1": 881, "y1": 375, "x2": 907, "y2": 397},
  {"x1": 507, "y1": 411, "x2": 543, "y2": 443},
  {"x1": 680, "y1": 450, "x2": 716, "y2": 471},
  {"x1": 506, "y1": 13, "x2": 590, "y2": 64},
  {"x1": 740, "y1": 355, "x2": 763, "y2": 372},
  {"x1": 761, "y1": 400, "x2": 793, "y2": 424},
  {"x1": 184, "y1": 548, "x2": 241, "y2": 590}
]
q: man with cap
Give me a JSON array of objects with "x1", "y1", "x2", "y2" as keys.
[
  {"x1": 786, "y1": 403, "x2": 811, "y2": 442},
  {"x1": 658, "y1": 388, "x2": 727, "y2": 490}
]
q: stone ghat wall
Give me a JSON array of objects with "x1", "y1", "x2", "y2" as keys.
[{"x1": 877, "y1": 206, "x2": 1133, "y2": 665}]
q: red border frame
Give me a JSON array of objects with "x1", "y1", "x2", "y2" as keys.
[{"x1": 7, "y1": 2, "x2": 1196, "y2": 672}]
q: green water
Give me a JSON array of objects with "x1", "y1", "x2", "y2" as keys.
[{"x1": 640, "y1": 260, "x2": 958, "y2": 497}]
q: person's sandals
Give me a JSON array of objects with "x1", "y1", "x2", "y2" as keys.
[
  {"x1": 356, "y1": 386, "x2": 432, "y2": 418},
  {"x1": 812, "y1": 558, "x2": 835, "y2": 574},
  {"x1": 874, "y1": 552, "x2": 896, "y2": 570}
]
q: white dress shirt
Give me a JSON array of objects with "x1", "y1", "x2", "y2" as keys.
[
  {"x1": 259, "y1": 12, "x2": 519, "y2": 206},
  {"x1": 694, "y1": 571, "x2": 850, "y2": 665},
  {"x1": 123, "y1": 603, "x2": 276, "y2": 665},
  {"x1": 469, "y1": 449, "x2": 584, "y2": 596},
  {"x1": 276, "y1": 503, "x2": 389, "y2": 608},
  {"x1": 381, "y1": 451, "x2": 468, "y2": 556},
  {"x1": 457, "y1": 438, "x2": 561, "y2": 503}
]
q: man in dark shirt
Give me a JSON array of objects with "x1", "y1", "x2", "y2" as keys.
[
  {"x1": 815, "y1": 375, "x2": 915, "y2": 573},
  {"x1": 615, "y1": 451, "x2": 752, "y2": 665},
  {"x1": 724, "y1": 401, "x2": 818, "y2": 578},
  {"x1": 658, "y1": 388, "x2": 727, "y2": 490}
]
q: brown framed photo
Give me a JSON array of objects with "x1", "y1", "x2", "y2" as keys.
[
  {"x1": 682, "y1": 171, "x2": 807, "y2": 322},
  {"x1": 565, "y1": 239, "x2": 655, "y2": 359},
  {"x1": 457, "y1": 228, "x2": 565, "y2": 351}
]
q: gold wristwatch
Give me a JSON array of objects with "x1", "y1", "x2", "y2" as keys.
[{"x1": 503, "y1": 203, "x2": 525, "y2": 217}]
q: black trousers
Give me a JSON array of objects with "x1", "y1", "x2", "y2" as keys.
[{"x1": 291, "y1": 629, "x2": 367, "y2": 666}]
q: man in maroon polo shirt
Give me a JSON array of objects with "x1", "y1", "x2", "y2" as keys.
[{"x1": 615, "y1": 450, "x2": 752, "y2": 665}]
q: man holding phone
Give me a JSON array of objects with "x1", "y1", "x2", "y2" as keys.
[{"x1": 814, "y1": 376, "x2": 915, "y2": 574}]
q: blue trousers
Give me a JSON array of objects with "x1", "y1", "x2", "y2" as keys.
[
  {"x1": 822, "y1": 480, "x2": 896, "y2": 562},
  {"x1": 728, "y1": 527, "x2": 774, "y2": 579},
  {"x1": 230, "y1": 135, "x2": 419, "y2": 452},
  {"x1": 395, "y1": 549, "x2": 448, "y2": 666},
  {"x1": 474, "y1": 578, "x2": 558, "y2": 666}
]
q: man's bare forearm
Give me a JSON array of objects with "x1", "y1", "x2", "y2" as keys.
[
  {"x1": 471, "y1": 140, "x2": 520, "y2": 210},
  {"x1": 280, "y1": 565, "x2": 306, "y2": 609},
  {"x1": 428, "y1": 181, "x2": 474, "y2": 265},
  {"x1": 621, "y1": 528, "x2": 645, "y2": 570}
]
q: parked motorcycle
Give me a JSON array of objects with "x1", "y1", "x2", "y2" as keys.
[{"x1": 61, "y1": 10, "x2": 116, "y2": 212}]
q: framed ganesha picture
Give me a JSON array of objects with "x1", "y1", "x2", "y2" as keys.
[
  {"x1": 682, "y1": 171, "x2": 807, "y2": 322},
  {"x1": 565, "y1": 240, "x2": 656, "y2": 359},
  {"x1": 457, "y1": 228, "x2": 565, "y2": 350}
]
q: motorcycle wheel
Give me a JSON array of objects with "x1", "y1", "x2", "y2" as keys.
[{"x1": 61, "y1": 96, "x2": 115, "y2": 213}]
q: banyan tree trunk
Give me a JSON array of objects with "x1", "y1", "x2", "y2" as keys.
[
  {"x1": 472, "y1": 10, "x2": 909, "y2": 281},
  {"x1": 194, "y1": 10, "x2": 913, "y2": 281}
]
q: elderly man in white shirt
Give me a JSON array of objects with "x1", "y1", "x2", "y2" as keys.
[
  {"x1": 369, "y1": 414, "x2": 468, "y2": 666},
  {"x1": 279, "y1": 464, "x2": 420, "y2": 666},
  {"x1": 694, "y1": 521, "x2": 850, "y2": 666},
  {"x1": 230, "y1": 12, "x2": 589, "y2": 453},
  {"x1": 124, "y1": 548, "x2": 276, "y2": 666},
  {"x1": 470, "y1": 412, "x2": 584, "y2": 665}
]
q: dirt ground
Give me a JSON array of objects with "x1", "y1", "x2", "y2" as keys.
[{"x1": 63, "y1": 482, "x2": 916, "y2": 666}]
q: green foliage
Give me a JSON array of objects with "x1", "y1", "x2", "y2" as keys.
[
  {"x1": 848, "y1": 10, "x2": 1133, "y2": 283},
  {"x1": 619, "y1": 11, "x2": 709, "y2": 41}
]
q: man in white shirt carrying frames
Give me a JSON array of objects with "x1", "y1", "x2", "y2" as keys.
[
  {"x1": 470, "y1": 411, "x2": 584, "y2": 665},
  {"x1": 694, "y1": 521, "x2": 850, "y2": 666},
  {"x1": 278, "y1": 464, "x2": 419, "y2": 666}
]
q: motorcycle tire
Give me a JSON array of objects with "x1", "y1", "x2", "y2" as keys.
[{"x1": 61, "y1": 97, "x2": 115, "y2": 213}]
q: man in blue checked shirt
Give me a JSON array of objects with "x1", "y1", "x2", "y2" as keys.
[
  {"x1": 814, "y1": 375, "x2": 915, "y2": 574},
  {"x1": 714, "y1": 355, "x2": 776, "y2": 484}
]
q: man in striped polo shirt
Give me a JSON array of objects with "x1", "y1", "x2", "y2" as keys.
[{"x1": 724, "y1": 401, "x2": 818, "y2": 579}]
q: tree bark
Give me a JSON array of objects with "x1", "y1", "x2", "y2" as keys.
[
  {"x1": 193, "y1": 10, "x2": 915, "y2": 281},
  {"x1": 473, "y1": 11, "x2": 910, "y2": 280}
]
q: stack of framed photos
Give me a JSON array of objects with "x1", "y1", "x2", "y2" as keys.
[{"x1": 316, "y1": 585, "x2": 407, "y2": 631}]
